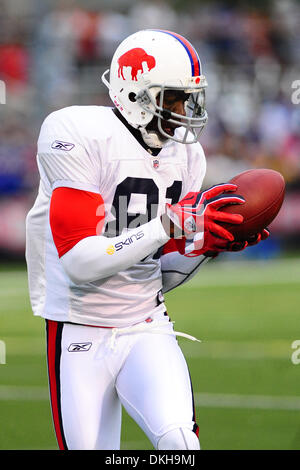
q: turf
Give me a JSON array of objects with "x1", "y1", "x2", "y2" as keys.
[{"x1": 0, "y1": 257, "x2": 300, "y2": 450}]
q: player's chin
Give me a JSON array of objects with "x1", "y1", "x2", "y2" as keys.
[
  {"x1": 161, "y1": 124, "x2": 180, "y2": 137},
  {"x1": 162, "y1": 126, "x2": 175, "y2": 137}
]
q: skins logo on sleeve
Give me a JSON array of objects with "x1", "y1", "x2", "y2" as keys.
[
  {"x1": 106, "y1": 230, "x2": 145, "y2": 254},
  {"x1": 51, "y1": 140, "x2": 75, "y2": 151},
  {"x1": 106, "y1": 245, "x2": 116, "y2": 255}
]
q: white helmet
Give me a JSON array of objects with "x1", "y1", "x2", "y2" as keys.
[{"x1": 102, "y1": 29, "x2": 208, "y2": 148}]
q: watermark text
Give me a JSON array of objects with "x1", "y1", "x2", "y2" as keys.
[
  {"x1": 291, "y1": 340, "x2": 300, "y2": 365},
  {"x1": 0, "y1": 80, "x2": 6, "y2": 104},
  {"x1": 0, "y1": 340, "x2": 6, "y2": 364},
  {"x1": 291, "y1": 80, "x2": 300, "y2": 105}
]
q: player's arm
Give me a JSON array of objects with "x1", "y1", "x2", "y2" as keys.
[
  {"x1": 50, "y1": 187, "x2": 170, "y2": 284},
  {"x1": 50, "y1": 182, "x2": 248, "y2": 285},
  {"x1": 160, "y1": 238, "x2": 211, "y2": 294}
]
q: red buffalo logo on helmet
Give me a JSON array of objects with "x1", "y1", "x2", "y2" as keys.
[{"x1": 118, "y1": 48, "x2": 156, "y2": 81}]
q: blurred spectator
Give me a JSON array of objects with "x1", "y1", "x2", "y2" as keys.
[
  {"x1": 98, "y1": 10, "x2": 131, "y2": 61},
  {"x1": 72, "y1": 8, "x2": 102, "y2": 68},
  {"x1": 0, "y1": 114, "x2": 37, "y2": 194},
  {"x1": 0, "y1": 40, "x2": 29, "y2": 91},
  {"x1": 129, "y1": 0, "x2": 178, "y2": 32}
]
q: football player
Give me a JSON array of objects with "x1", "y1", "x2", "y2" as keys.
[{"x1": 25, "y1": 29, "x2": 268, "y2": 450}]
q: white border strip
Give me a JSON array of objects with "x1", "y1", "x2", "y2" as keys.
[{"x1": 194, "y1": 392, "x2": 300, "y2": 410}]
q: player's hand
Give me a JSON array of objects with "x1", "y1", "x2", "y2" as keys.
[
  {"x1": 162, "y1": 184, "x2": 245, "y2": 241},
  {"x1": 248, "y1": 228, "x2": 270, "y2": 245},
  {"x1": 181, "y1": 227, "x2": 270, "y2": 258},
  {"x1": 179, "y1": 231, "x2": 230, "y2": 258},
  {"x1": 226, "y1": 228, "x2": 270, "y2": 252}
]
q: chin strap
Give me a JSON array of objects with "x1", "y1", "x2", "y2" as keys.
[{"x1": 139, "y1": 127, "x2": 167, "y2": 149}]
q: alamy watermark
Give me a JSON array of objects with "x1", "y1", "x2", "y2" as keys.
[
  {"x1": 0, "y1": 340, "x2": 6, "y2": 364},
  {"x1": 291, "y1": 80, "x2": 300, "y2": 105},
  {"x1": 96, "y1": 197, "x2": 205, "y2": 245},
  {"x1": 0, "y1": 80, "x2": 6, "y2": 104},
  {"x1": 291, "y1": 340, "x2": 300, "y2": 365}
]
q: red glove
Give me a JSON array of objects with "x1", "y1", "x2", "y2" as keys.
[
  {"x1": 227, "y1": 228, "x2": 270, "y2": 252},
  {"x1": 163, "y1": 184, "x2": 245, "y2": 248},
  {"x1": 182, "y1": 231, "x2": 229, "y2": 257},
  {"x1": 184, "y1": 228, "x2": 270, "y2": 257}
]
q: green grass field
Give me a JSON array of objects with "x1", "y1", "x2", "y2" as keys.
[{"x1": 0, "y1": 257, "x2": 300, "y2": 450}]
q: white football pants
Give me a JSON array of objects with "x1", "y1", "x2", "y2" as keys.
[{"x1": 46, "y1": 311, "x2": 200, "y2": 450}]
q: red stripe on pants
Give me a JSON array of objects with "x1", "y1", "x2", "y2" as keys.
[{"x1": 46, "y1": 320, "x2": 67, "y2": 450}]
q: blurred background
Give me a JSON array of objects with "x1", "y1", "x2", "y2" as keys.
[
  {"x1": 1, "y1": 0, "x2": 300, "y2": 451},
  {"x1": 0, "y1": 0, "x2": 300, "y2": 259}
]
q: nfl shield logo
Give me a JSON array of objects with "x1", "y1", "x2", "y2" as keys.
[{"x1": 152, "y1": 158, "x2": 159, "y2": 169}]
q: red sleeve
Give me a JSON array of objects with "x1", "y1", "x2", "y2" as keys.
[
  {"x1": 162, "y1": 237, "x2": 186, "y2": 255},
  {"x1": 49, "y1": 187, "x2": 105, "y2": 258}
]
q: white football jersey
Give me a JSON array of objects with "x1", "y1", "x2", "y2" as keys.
[{"x1": 26, "y1": 106, "x2": 206, "y2": 327}]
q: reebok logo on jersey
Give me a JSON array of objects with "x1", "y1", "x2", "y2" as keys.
[
  {"x1": 51, "y1": 140, "x2": 75, "y2": 151},
  {"x1": 68, "y1": 342, "x2": 92, "y2": 352}
]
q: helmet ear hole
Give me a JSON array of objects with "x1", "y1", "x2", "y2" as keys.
[{"x1": 128, "y1": 92, "x2": 137, "y2": 102}]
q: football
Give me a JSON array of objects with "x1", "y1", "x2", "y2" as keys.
[{"x1": 220, "y1": 169, "x2": 285, "y2": 241}]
